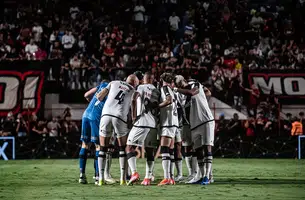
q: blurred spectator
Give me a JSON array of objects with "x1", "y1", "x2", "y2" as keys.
[
  {"x1": 16, "y1": 113, "x2": 28, "y2": 137},
  {"x1": 226, "y1": 113, "x2": 242, "y2": 135},
  {"x1": 47, "y1": 117, "x2": 61, "y2": 137},
  {"x1": 291, "y1": 117, "x2": 303, "y2": 136},
  {"x1": 25, "y1": 39, "x2": 38, "y2": 60},
  {"x1": 0, "y1": 112, "x2": 15, "y2": 136}
]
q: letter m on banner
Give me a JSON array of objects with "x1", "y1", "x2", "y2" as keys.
[{"x1": 0, "y1": 71, "x2": 44, "y2": 117}]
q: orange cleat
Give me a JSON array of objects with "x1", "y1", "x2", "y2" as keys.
[
  {"x1": 158, "y1": 178, "x2": 171, "y2": 186},
  {"x1": 127, "y1": 172, "x2": 140, "y2": 186},
  {"x1": 169, "y1": 178, "x2": 175, "y2": 185},
  {"x1": 141, "y1": 178, "x2": 152, "y2": 186}
]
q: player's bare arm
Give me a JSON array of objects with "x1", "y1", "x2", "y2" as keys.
[
  {"x1": 131, "y1": 91, "x2": 140, "y2": 122},
  {"x1": 96, "y1": 88, "x2": 109, "y2": 102},
  {"x1": 159, "y1": 95, "x2": 172, "y2": 108},
  {"x1": 174, "y1": 87, "x2": 199, "y2": 96},
  {"x1": 84, "y1": 87, "x2": 98, "y2": 102}
]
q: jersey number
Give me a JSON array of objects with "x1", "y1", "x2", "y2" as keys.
[{"x1": 115, "y1": 90, "x2": 125, "y2": 104}]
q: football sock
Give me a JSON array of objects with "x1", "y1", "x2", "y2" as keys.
[
  {"x1": 196, "y1": 148, "x2": 205, "y2": 179},
  {"x1": 191, "y1": 152, "x2": 198, "y2": 175},
  {"x1": 95, "y1": 150, "x2": 99, "y2": 177},
  {"x1": 205, "y1": 152, "x2": 213, "y2": 178},
  {"x1": 119, "y1": 146, "x2": 127, "y2": 181},
  {"x1": 79, "y1": 148, "x2": 87, "y2": 175},
  {"x1": 127, "y1": 151, "x2": 137, "y2": 174},
  {"x1": 105, "y1": 152, "x2": 112, "y2": 178},
  {"x1": 161, "y1": 146, "x2": 170, "y2": 179},
  {"x1": 175, "y1": 158, "x2": 183, "y2": 177},
  {"x1": 185, "y1": 152, "x2": 192, "y2": 176},
  {"x1": 98, "y1": 147, "x2": 107, "y2": 181},
  {"x1": 145, "y1": 148, "x2": 155, "y2": 179},
  {"x1": 169, "y1": 148, "x2": 175, "y2": 178}
]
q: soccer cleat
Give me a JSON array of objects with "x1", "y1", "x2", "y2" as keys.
[
  {"x1": 169, "y1": 178, "x2": 175, "y2": 185},
  {"x1": 151, "y1": 174, "x2": 155, "y2": 182},
  {"x1": 79, "y1": 174, "x2": 88, "y2": 184},
  {"x1": 209, "y1": 175, "x2": 214, "y2": 183},
  {"x1": 141, "y1": 178, "x2": 152, "y2": 186},
  {"x1": 201, "y1": 176, "x2": 210, "y2": 185},
  {"x1": 95, "y1": 177, "x2": 99, "y2": 185},
  {"x1": 184, "y1": 174, "x2": 194, "y2": 183},
  {"x1": 158, "y1": 178, "x2": 171, "y2": 186},
  {"x1": 105, "y1": 175, "x2": 117, "y2": 184},
  {"x1": 186, "y1": 176, "x2": 202, "y2": 184},
  {"x1": 98, "y1": 179, "x2": 105, "y2": 186},
  {"x1": 127, "y1": 172, "x2": 140, "y2": 186},
  {"x1": 120, "y1": 180, "x2": 127, "y2": 185},
  {"x1": 174, "y1": 175, "x2": 184, "y2": 182}
]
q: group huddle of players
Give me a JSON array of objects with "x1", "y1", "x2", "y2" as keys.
[{"x1": 78, "y1": 71, "x2": 215, "y2": 186}]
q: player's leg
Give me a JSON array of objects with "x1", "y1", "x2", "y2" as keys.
[
  {"x1": 158, "y1": 127, "x2": 176, "y2": 186},
  {"x1": 187, "y1": 128, "x2": 204, "y2": 184},
  {"x1": 201, "y1": 121, "x2": 215, "y2": 185},
  {"x1": 98, "y1": 116, "x2": 112, "y2": 186},
  {"x1": 182, "y1": 124, "x2": 194, "y2": 181},
  {"x1": 79, "y1": 117, "x2": 91, "y2": 184},
  {"x1": 94, "y1": 145, "x2": 100, "y2": 185},
  {"x1": 90, "y1": 119, "x2": 101, "y2": 185},
  {"x1": 141, "y1": 128, "x2": 158, "y2": 186},
  {"x1": 174, "y1": 128, "x2": 183, "y2": 182},
  {"x1": 169, "y1": 138, "x2": 175, "y2": 184},
  {"x1": 113, "y1": 118, "x2": 130, "y2": 185},
  {"x1": 104, "y1": 136, "x2": 116, "y2": 184},
  {"x1": 126, "y1": 127, "x2": 150, "y2": 185}
]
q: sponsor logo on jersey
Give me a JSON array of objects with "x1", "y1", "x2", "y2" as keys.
[
  {"x1": 0, "y1": 71, "x2": 44, "y2": 116},
  {"x1": 248, "y1": 73, "x2": 305, "y2": 98}
]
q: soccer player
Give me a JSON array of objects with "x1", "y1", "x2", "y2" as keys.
[
  {"x1": 174, "y1": 75, "x2": 215, "y2": 185},
  {"x1": 126, "y1": 72, "x2": 160, "y2": 186},
  {"x1": 158, "y1": 73, "x2": 179, "y2": 186},
  {"x1": 79, "y1": 79, "x2": 108, "y2": 184},
  {"x1": 96, "y1": 74, "x2": 139, "y2": 186}
]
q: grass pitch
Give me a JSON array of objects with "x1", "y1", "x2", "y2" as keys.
[{"x1": 1, "y1": 159, "x2": 305, "y2": 200}]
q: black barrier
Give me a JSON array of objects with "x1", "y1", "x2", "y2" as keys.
[{"x1": 1, "y1": 132, "x2": 302, "y2": 160}]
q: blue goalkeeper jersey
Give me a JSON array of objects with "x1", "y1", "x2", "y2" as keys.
[{"x1": 82, "y1": 82, "x2": 108, "y2": 121}]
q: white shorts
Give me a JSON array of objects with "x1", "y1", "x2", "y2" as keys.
[
  {"x1": 99, "y1": 115, "x2": 129, "y2": 138},
  {"x1": 191, "y1": 120, "x2": 215, "y2": 149},
  {"x1": 175, "y1": 127, "x2": 182, "y2": 143},
  {"x1": 127, "y1": 127, "x2": 150, "y2": 147},
  {"x1": 144, "y1": 128, "x2": 158, "y2": 148},
  {"x1": 181, "y1": 124, "x2": 192, "y2": 147},
  {"x1": 161, "y1": 127, "x2": 178, "y2": 138}
]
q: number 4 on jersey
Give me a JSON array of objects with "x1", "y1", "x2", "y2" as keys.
[{"x1": 115, "y1": 90, "x2": 125, "y2": 104}]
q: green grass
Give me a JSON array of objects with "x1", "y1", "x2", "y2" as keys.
[{"x1": 1, "y1": 159, "x2": 305, "y2": 200}]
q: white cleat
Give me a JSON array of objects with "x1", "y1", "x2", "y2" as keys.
[
  {"x1": 174, "y1": 175, "x2": 184, "y2": 182},
  {"x1": 184, "y1": 174, "x2": 194, "y2": 183},
  {"x1": 79, "y1": 174, "x2": 88, "y2": 184},
  {"x1": 186, "y1": 176, "x2": 202, "y2": 184},
  {"x1": 105, "y1": 175, "x2": 117, "y2": 184},
  {"x1": 209, "y1": 176, "x2": 215, "y2": 183}
]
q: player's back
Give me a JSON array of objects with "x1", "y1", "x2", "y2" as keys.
[
  {"x1": 83, "y1": 82, "x2": 108, "y2": 121},
  {"x1": 102, "y1": 80, "x2": 135, "y2": 122},
  {"x1": 188, "y1": 80, "x2": 214, "y2": 129},
  {"x1": 160, "y1": 85, "x2": 179, "y2": 128},
  {"x1": 134, "y1": 84, "x2": 159, "y2": 128}
]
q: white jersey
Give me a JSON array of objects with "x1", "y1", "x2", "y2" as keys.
[
  {"x1": 134, "y1": 84, "x2": 160, "y2": 128},
  {"x1": 160, "y1": 85, "x2": 179, "y2": 128},
  {"x1": 174, "y1": 91, "x2": 186, "y2": 127},
  {"x1": 102, "y1": 80, "x2": 135, "y2": 122},
  {"x1": 188, "y1": 79, "x2": 214, "y2": 129}
]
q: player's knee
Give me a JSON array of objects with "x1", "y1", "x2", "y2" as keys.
[
  {"x1": 160, "y1": 146, "x2": 170, "y2": 154},
  {"x1": 119, "y1": 146, "x2": 127, "y2": 157},
  {"x1": 125, "y1": 145, "x2": 135, "y2": 153},
  {"x1": 203, "y1": 145, "x2": 212, "y2": 154},
  {"x1": 127, "y1": 151, "x2": 137, "y2": 160}
]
